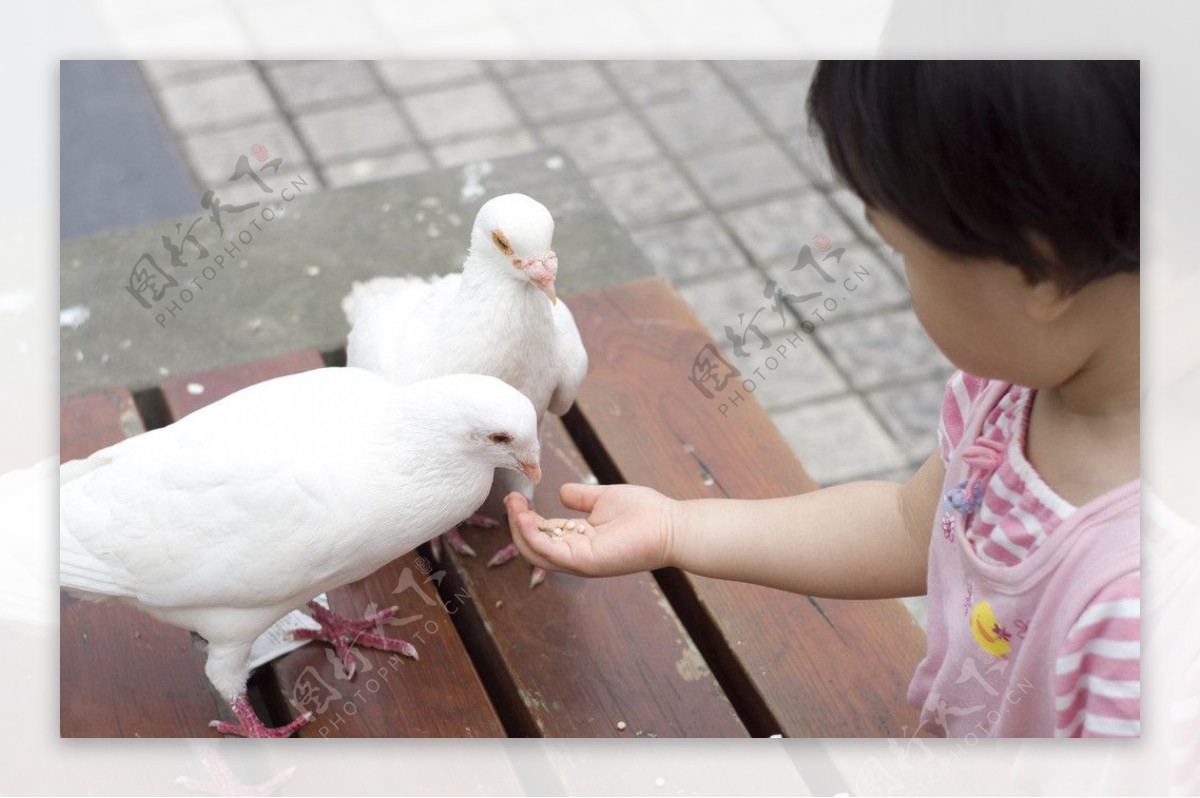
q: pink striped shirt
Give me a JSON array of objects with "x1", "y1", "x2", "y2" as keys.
[{"x1": 908, "y1": 371, "x2": 1140, "y2": 738}]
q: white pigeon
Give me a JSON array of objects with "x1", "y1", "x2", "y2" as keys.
[
  {"x1": 60, "y1": 368, "x2": 540, "y2": 738},
  {"x1": 342, "y1": 192, "x2": 588, "y2": 585}
]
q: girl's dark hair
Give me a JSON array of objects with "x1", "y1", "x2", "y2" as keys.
[{"x1": 807, "y1": 61, "x2": 1139, "y2": 292}]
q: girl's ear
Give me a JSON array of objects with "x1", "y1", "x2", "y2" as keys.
[
  {"x1": 1022, "y1": 231, "x2": 1074, "y2": 324},
  {"x1": 1025, "y1": 278, "x2": 1075, "y2": 325}
]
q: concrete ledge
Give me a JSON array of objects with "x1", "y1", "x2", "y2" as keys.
[{"x1": 60, "y1": 149, "x2": 652, "y2": 396}]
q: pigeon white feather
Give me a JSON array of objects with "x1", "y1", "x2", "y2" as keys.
[
  {"x1": 59, "y1": 367, "x2": 540, "y2": 736},
  {"x1": 343, "y1": 194, "x2": 587, "y2": 574},
  {"x1": 344, "y1": 193, "x2": 588, "y2": 437}
]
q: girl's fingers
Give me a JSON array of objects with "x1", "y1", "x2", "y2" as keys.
[
  {"x1": 503, "y1": 492, "x2": 531, "y2": 515},
  {"x1": 508, "y1": 509, "x2": 559, "y2": 569},
  {"x1": 560, "y1": 482, "x2": 605, "y2": 513}
]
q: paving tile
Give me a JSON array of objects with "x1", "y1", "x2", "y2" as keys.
[
  {"x1": 786, "y1": 133, "x2": 838, "y2": 187},
  {"x1": 866, "y1": 377, "x2": 951, "y2": 463},
  {"x1": 760, "y1": 247, "x2": 911, "y2": 323},
  {"x1": 742, "y1": 75, "x2": 811, "y2": 136},
  {"x1": 295, "y1": 99, "x2": 413, "y2": 162},
  {"x1": 679, "y1": 269, "x2": 849, "y2": 411},
  {"x1": 263, "y1": 60, "x2": 380, "y2": 112},
  {"x1": 322, "y1": 150, "x2": 432, "y2": 187},
  {"x1": 539, "y1": 111, "x2": 660, "y2": 173},
  {"x1": 723, "y1": 190, "x2": 858, "y2": 263},
  {"x1": 715, "y1": 60, "x2": 816, "y2": 89},
  {"x1": 771, "y1": 395, "x2": 907, "y2": 485},
  {"x1": 720, "y1": 336, "x2": 848, "y2": 411},
  {"x1": 603, "y1": 60, "x2": 722, "y2": 106},
  {"x1": 486, "y1": 60, "x2": 586, "y2": 78},
  {"x1": 183, "y1": 118, "x2": 308, "y2": 186},
  {"x1": 204, "y1": 165, "x2": 321, "y2": 208},
  {"x1": 376, "y1": 60, "x2": 484, "y2": 92},
  {"x1": 816, "y1": 310, "x2": 953, "y2": 392},
  {"x1": 630, "y1": 214, "x2": 749, "y2": 284},
  {"x1": 431, "y1": 129, "x2": 538, "y2": 167},
  {"x1": 402, "y1": 81, "x2": 520, "y2": 141},
  {"x1": 589, "y1": 161, "x2": 702, "y2": 228},
  {"x1": 683, "y1": 139, "x2": 806, "y2": 207},
  {"x1": 140, "y1": 60, "x2": 246, "y2": 87},
  {"x1": 678, "y1": 269, "x2": 792, "y2": 346},
  {"x1": 504, "y1": 64, "x2": 621, "y2": 123},
  {"x1": 157, "y1": 69, "x2": 277, "y2": 132},
  {"x1": 642, "y1": 85, "x2": 763, "y2": 157}
]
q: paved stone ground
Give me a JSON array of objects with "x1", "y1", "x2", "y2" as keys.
[{"x1": 134, "y1": 59, "x2": 947, "y2": 624}]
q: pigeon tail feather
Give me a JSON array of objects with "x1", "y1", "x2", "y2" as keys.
[
  {"x1": 341, "y1": 275, "x2": 435, "y2": 326},
  {"x1": 60, "y1": 453, "x2": 134, "y2": 601},
  {"x1": 60, "y1": 519, "x2": 132, "y2": 601}
]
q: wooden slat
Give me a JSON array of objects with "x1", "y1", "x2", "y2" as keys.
[
  {"x1": 269, "y1": 554, "x2": 507, "y2": 738},
  {"x1": 567, "y1": 277, "x2": 927, "y2": 737},
  {"x1": 438, "y1": 415, "x2": 747, "y2": 738},
  {"x1": 159, "y1": 349, "x2": 327, "y2": 417},
  {"x1": 59, "y1": 388, "x2": 143, "y2": 462},
  {"x1": 60, "y1": 388, "x2": 227, "y2": 737},
  {"x1": 161, "y1": 350, "x2": 505, "y2": 737}
]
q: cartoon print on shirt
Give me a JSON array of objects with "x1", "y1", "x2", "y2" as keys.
[{"x1": 970, "y1": 600, "x2": 1013, "y2": 657}]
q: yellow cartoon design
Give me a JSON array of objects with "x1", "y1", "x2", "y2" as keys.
[{"x1": 970, "y1": 601, "x2": 1013, "y2": 657}]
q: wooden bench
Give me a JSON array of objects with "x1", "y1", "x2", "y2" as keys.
[{"x1": 59, "y1": 276, "x2": 926, "y2": 738}]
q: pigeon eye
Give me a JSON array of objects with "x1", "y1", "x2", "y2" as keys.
[
  {"x1": 488, "y1": 432, "x2": 513, "y2": 444},
  {"x1": 491, "y1": 229, "x2": 514, "y2": 256}
]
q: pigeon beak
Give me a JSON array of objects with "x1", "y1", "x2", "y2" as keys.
[
  {"x1": 517, "y1": 458, "x2": 542, "y2": 485},
  {"x1": 534, "y1": 277, "x2": 558, "y2": 306},
  {"x1": 520, "y1": 251, "x2": 559, "y2": 305}
]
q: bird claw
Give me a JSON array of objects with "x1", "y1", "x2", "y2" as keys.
[
  {"x1": 463, "y1": 513, "x2": 501, "y2": 529},
  {"x1": 487, "y1": 543, "x2": 520, "y2": 568},
  {"x1": 530, "y1": 566, "x2": 547, "y2": 589},
  {"x1": 210, "y1": 695, "x2": 312, "y2": 738},
  {"x1": 444, "y1": 526, "x2": 477, "y2": 557},
  {"x1": 297, "y1": 601, "x2": 418, "y2": 669}
]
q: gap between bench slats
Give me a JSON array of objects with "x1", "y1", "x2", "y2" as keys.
[
  {"x1": 564, "y1": 277, "x2": 928, "y2": 737},
  {"x1": 60, "y1": 388, "x2": 229, "y2": 737},
  {"x1": 158, "y1": 350, "x2": 506, "y2": 738},
  {"x1": 432, "y1": 414, "x2": 747, "y2": 738}
]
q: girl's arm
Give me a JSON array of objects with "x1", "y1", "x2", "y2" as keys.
[{"x1": 505, "y1": 450, "x2": 945, "y2": 600}]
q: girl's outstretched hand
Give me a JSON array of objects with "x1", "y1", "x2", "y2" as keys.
[{"x1": 504, "y1": 483, "x2": 679, "y2": 578}]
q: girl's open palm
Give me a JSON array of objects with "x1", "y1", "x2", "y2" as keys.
[{"x1": 504, "y1": 483, "x2": 678, "y2": 577}]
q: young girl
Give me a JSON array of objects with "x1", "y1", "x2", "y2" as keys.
[{"x1": 504, "y1": 61, "x2": 1140, "y2": 738}]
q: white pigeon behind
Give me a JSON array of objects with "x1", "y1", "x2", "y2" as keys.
[
  {"x1": 342, "y1": 193, "x2": 588, "y2": 583},
  {"x1": 60, "y1": 368, "x2": 540, "y2": 737}
]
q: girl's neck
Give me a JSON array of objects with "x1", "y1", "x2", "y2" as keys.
[
  {"x1": 1025, "y1": 278, "x2": 1141, "y2": 504},
  {"x1": 1048, "y1": 276, "x2": 1140, "y2": 423}
]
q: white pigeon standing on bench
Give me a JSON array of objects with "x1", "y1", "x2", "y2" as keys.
[
  {"x1": 60, "y1": 369, "x2": 542, "y2": 737},
  {"x1": 343, "y1": 193, "x2": 588, "y2": 588}
]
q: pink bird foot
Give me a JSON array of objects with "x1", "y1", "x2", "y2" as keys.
[
  {"x1": 487, "y1": 542, "x2": 520, "y2": 567},
  {"x1": 431, "y1": 514, "x2": 500, "y2": 561},
  {"x1": 487, "y1": 544, "x2": 548, "y2": 589},
  {"x1": 293, "y1": 600, "x2": 418, "y2": 678},
  {"x1": 209, "y1": 694, "x2": 312, "y2": 738},
  {"x1": 464, "y1": 513, "x2": 501, "y2": 529}
]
